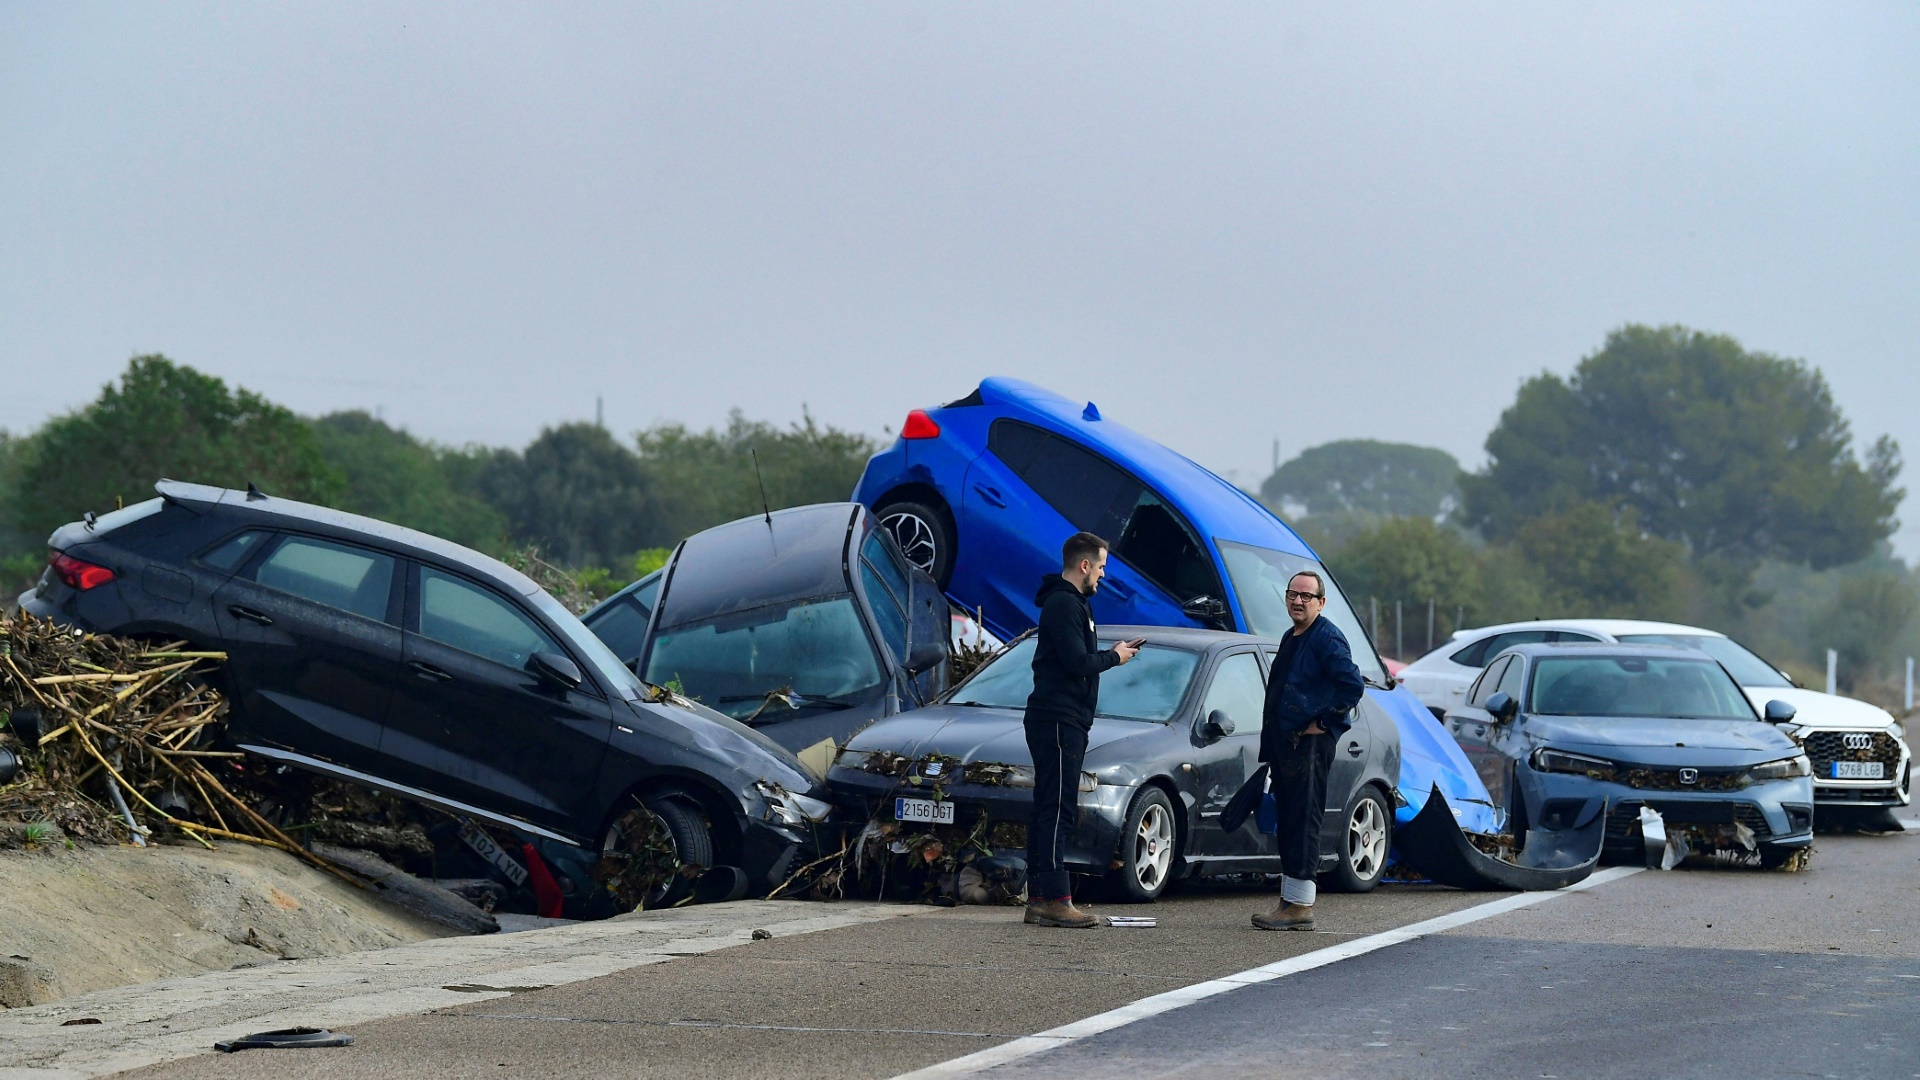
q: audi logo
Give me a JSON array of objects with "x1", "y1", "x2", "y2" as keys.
[{"x1": 1843, "y1": 733, "x2": 1874, "y2": 751}]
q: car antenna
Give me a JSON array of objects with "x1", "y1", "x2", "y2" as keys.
[
  {"x1": 245, "y1": 481, "x2": 267, "y2": 501},
  {"x1": 750, "y1": 449, "x2": 773, "y2": 530}
]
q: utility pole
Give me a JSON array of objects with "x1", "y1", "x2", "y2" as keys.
[
  {"x1": 1370, "y1": 597, "x2": 1379, "y2": 649},
  {"x1": 1906, "y1": 656, "x2": 1913, "y2": 712},
  {"x1": 1826, "y1": 649, "x2": 1838, "y2": 696},
  {"x1": 596, "y1": 395, "x2": 604, "y2": 429},
  {"x1": 1427, "y1": 598, "x2": 1435, "y2": 653},
  {"x1": 1395, "y1": 600, "x2": 1403, "y2": 660},
  {"x1": 1272, "y1": 438, "x2": 1280, "y2": 472}
]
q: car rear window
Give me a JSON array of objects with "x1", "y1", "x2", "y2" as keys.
[{"x1": 949, "y1": 637, "x2": 1200, "y2": 723}]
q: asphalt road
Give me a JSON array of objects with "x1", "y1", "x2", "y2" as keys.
[{"x1": 116, "y1": 823, "x2": 1920, "y2": 1080}]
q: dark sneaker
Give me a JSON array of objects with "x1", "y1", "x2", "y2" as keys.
[
  {"x1": 1025, "y1": 899, "x2": 1100, "y2": 928},
  {"x1": 1252, "y1": 902, "x2": 1315, "y2": 931}
]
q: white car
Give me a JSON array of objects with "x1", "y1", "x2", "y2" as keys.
[{"x1": 1398, "y1": 618, "x2": 1911, "y2": 814}]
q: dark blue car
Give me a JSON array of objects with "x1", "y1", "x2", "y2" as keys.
[{"x1": 854, "y1": 377, "x2": 1498, "y2": 833}]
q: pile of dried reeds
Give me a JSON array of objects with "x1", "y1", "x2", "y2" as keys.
[{"x1": 0, "y1": 611, "x2": 360, "y2": 885}]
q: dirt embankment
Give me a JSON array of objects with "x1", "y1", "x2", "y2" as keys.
[{"x1": 0, "y1": 831, "x2": 453, "y2": 1008}]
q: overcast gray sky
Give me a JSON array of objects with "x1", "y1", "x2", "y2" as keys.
[{"x1": 3, "y1": 4, "x2": 1917, "y2": 553}]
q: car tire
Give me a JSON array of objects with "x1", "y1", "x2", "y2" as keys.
[
  {"x1": 601, "y1": 792, "x2": 715, "y2": 909},
  {"x1": 876, "y1": 500, "x2": 954, "y2": 588},
  {"x1": 1105, "y1": 786, "x2": 1179, "y2": 903},
  {"x1": 1326, "y1": 786, "x2": 1391, "y2": 893}
]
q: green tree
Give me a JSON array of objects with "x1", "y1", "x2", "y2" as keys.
[
  {"x1": 1509, "y1": 503, "x2": 1690, "y2": 620},
  {"x1": 8, "y1": 356, "x2": 340, "y2": 541},
  {"x1": 1809, "y1": 571, "x2": 1920, "y2": 691},
  {"x1": 471, "y1": 424, "x2": 652, "y2": 568},
  {"x1": 1461, "y1": 325, "x2": 1902, "y2": 569},
  {"x1": 1261, "y1": 440, "x2": 1462, "y2": 519},
  {"x1": 633, "y1": 409, "x2": 880, "y2": 547},
  {"x1": 1329, "y1": 517, "x2": 1483, "y2": 618},
  {"x1": 310, "y1": 411, "x2": 509, "y2": 552}
]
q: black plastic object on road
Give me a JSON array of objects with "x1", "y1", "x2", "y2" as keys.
[
  {"x1": 0, "y1": 746, "x2": 17, "y2": 785},
  {"x1": 1395, "y1": 788, "x2": 1603, "y2": 891},
  {"x1": 214, "y1": 1028, "x2": 354, "y2": 1052}
]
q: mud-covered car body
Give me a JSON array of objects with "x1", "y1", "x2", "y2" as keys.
[
  {"x1": 20, "y1": 481, "x2": 830, "y2": 894},
  {"x1": 827, "y1": 625, "x2": 1402, "y2": 897},
  {"x1": 1445, "y1": 642, "x2": 1815, "y2": 864},
  {"x1": 582, "y1": 503, "x2": 952, "y2": 754}
]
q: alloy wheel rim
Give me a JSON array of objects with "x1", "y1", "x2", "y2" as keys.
[
  {"x1": 1133, "y1": 803, "x2": 1174, "y2": 890},
  {"x1": 604, "y1": 807, "x2": 680, "y2": 908},
  {"x1": 881, "y1": 511, "x2": 940, "y2": 575},
  {"x1": 1348, "y1": 799, "x2": 1385, "y2": 879}
]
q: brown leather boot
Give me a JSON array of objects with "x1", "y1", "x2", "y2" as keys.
[
  {"x1": 1025, "y1": 898, "x2": 1100, "y2": 928},
  {"x1": 1252, "y1": 902, "x2": 1315, "y2": 931}
]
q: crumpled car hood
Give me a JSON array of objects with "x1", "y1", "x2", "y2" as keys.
[
  {"x1": 1523, "y1": 715, "x2": 1799, "y2": 762},
  {"x1": 839, "y1": 704, "x2": 1154, "y2": 765}
]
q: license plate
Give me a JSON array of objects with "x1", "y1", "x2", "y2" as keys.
[
  {"x1": 1832, "y1": 761, "x2": 1885, "y2": 780},
  {"x1": 459, "y1": 819, "x2": 530, "y2": 886},
  {"x1": 894, "y1": 797, "x2": 955, "y2": 824}
]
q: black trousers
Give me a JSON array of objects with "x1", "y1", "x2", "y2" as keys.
[
  {"x1": 1024, "y1": 716, "x2": 1088, "y2": 900},
  {"x1": 1268, "y1": 730, "x2": 1335, "y2": 881}
]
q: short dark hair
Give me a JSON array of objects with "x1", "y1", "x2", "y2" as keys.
[
  {"x1": 1288, "y1": 570, "x2": 1325, "y2": 599},
  {"x1": 1062, "y1": 531, "x2": 1109, "y2": 570}
]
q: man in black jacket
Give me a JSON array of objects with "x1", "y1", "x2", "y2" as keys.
[
  {"x1": 1023, "y1": 531, "x2": 1138, "y2": 928},
  {"x1": 1252, "y1": 569, "x2": 1365, "y2": 932}
]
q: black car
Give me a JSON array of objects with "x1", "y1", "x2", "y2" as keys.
[
  {"x1": 827, "y1": 625, "x2": 1402, "y2": 901},
  {"x1": 19, "y1": 481, "x2": 832, "y2": 902},
  {"x1": 582, "y1": 503, "x2": 952, "y2": 755}
]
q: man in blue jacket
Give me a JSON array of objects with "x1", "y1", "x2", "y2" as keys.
[
  {"x1": 1024, "y1": 531, "x2": 1138, "y2": 928},
  {"x1": 1253, "y1": 569, "x2": 1365, "y2": 931}
]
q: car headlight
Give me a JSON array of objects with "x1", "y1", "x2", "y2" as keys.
[
  {"x1": 1746, "y1": 755, "x2": 1812, "y2": 782},
  {"x1": 832, "y1": 749, "x2": 871, "y2": 772},
  {"x1": 1528, "y1": 748, "x2": 1617, "y2": 781},
  {"x1": 755, "y1": 780, "x2": 834, "y2": 825}
]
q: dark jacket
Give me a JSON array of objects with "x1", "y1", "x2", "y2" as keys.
[
  {"x1": 1024, "y1": 574, "x2": 1119, "y2": 730},
  {"x1": 1259, "y1": 615, "x2": 1366, "y2": 761}
]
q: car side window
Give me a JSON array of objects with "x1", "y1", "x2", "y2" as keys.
[
  {"x1": 418, "y1": 567, "x2": 561, "y2": 670},
  {"x1": 1452, "y1": 630, "x2": 1556, "y2": 668},
  {"x1": 1494, "y1": 655, "x2": 1528, "y2": 702},
  {"x1": 1467, "y1": 656, "x2": 1511, "y2": 707},
  {"x1": 1549, "y1": 631, "x2": 1600, "y2": 644},
  {"x1": 1112, "y1": 490, "x2": 1222, "y2": 603},
  {"x1": 861, "y1": 532, "x2": 913, "y2": 609},
  {"x1": 199, "y1": 530, "x2": 268, "y2": 573},
  {"x1": 859, "y1": 560, "x2": 910, "y2": 662},
  {"x1": 1200, "y1": 651, "x2": 1267, "y2": 735},
  {"x1": 248, "y1": 536, "x2": 395, "y2": 622},
  {"x1": 992, "y1": 420, "x2": 1143, "y2": 539}
]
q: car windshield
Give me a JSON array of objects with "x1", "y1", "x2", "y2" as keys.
[
  {"x1": 948, "y1": 637, "x2": 1200, "y2": 723},
  {"x1": 1615, "y1": 634, "x2": 1791, "y2": 688},
  {"x1": 1216, "y1": 541, "x2": 1387, "y2": 684},
  {"x1": 1527, "y1": 656, "x2": 1757, "y2": 720},
  {"x1": 643, "y1": 595, "x2": 884, "y2": 721}
]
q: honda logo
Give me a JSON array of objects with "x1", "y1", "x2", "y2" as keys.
[
  {"x1": 1678, "y1": 768, "x2": 1699, "y2": 785},
  {"x1": 1843, "y1": 733, "x2": 1873, "y2": 751}
]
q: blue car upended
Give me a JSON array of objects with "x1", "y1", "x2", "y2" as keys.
[{"x1": 854, "y1": 377, "x2": 1497, "y2": 834}]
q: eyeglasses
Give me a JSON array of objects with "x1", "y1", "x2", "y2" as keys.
[{"x1": 1284, "y1": 590, "x2": 1324, "y2": 602}]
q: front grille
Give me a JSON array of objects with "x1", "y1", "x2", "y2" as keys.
[
  {"x1": 1604, "y1": 800, "x2": 1773, "y2": 843},
  {"x1": 1805, "y1": 731, "x2": 1902, "y2": 777},
  {"x1": 1618, "y1": 766, "x2": 1748, "y2": 792}
]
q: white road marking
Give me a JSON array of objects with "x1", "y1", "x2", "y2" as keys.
[{"x1": 891, "y1": 866, "x2": 1644, "y2": 1079}]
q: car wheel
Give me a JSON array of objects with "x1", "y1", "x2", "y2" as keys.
[
  {"x1": 877, "y1": 500, "x2": 954, "y2": 587},
  {"x1": 1107, "y1": 787, "x2": 1179, "y2": 902},
  {"x1": 1327, "y1": 786, "x2": 1391, "y2": 893},
  {"x1": 600, "y1": 793, "x2": 715, "y2": 909}
]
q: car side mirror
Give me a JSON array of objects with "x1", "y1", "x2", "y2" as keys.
[
  {"x1": 905, "y1": 634, "x2": 947, "y2": 675},
  {"x1": 1763, "y1": 699, "x2": 1797, "y2": 724},
  {"x1": 1182, "y1": 595, "x2": 1227, "y2": 626},
  {"x1": 1200, "y1": 708, "x2": 1235, "y2": 742},
  {"x1": 1485, "y1": 691, "x2": 1518, "y2": 724},
  {"x1": 529, "y1": 651, "x2": 583, "y2": 690}
]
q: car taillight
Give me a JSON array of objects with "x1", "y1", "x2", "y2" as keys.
[
  {"x1": 49, "y1": 551, "x2": 116, "y2": 591},
  {"x1": 901, "y1": 410, "x2": 941, "y2": 439}
]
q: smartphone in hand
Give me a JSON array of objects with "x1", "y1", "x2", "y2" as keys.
[{"x1": 1123, "y1": 637, "x2": 1147, "y2": 649}]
